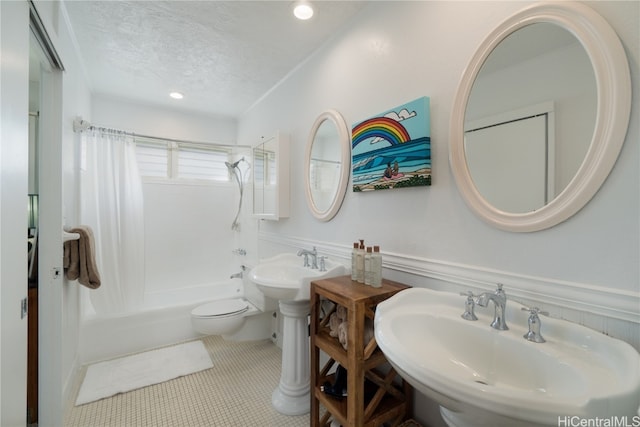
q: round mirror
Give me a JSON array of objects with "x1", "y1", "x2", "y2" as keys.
[
  {"x1": 465, "y1": 23, "x2": 596, "y2": 214},
  {"x1": 449, "y1": 2, "x2": 631, "y2": 232},
  {"x1": 304, "y1": 110, "x2": 351, "y2": 221}
]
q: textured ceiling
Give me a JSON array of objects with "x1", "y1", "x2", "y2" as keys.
[{"x1": 64, "y1": 1, "x2": 367, "y2": 118}]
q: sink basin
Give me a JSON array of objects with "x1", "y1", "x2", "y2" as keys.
[
  {"x1": 374, "y1": 287, "x2": 640, "y2": 427},
  {"x1": 249, "y1": 252, "x2": 345, "y2": 301}
]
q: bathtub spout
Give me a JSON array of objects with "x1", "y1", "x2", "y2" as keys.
[{"x1": 230, "y1": 271, "x2": 243, "y2": 279}]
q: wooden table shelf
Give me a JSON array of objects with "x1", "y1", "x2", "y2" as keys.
[{"x1": 310, "y1": 275, "x2": 412, "y2": 427}]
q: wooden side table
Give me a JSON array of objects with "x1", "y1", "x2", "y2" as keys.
[{"x1": 310, "y1": 275, "x2": 412, "y2": 427}]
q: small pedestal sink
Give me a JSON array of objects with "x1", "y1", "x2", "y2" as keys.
[
  {"x1": 249, "y1": 252, "x2": 345, "y2": 416},
  {"x1": 374, "y1": 287, "x2": 640, "y2": 427}
]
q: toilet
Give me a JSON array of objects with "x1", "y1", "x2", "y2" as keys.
[
  {"x1": 190, "y1": 274, "x2": 277, "y2": 341},
  {"x1": 191, "y1": 298, "x2": 252, "y2": 336}
]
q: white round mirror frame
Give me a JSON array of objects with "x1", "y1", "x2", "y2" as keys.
[
  {"x1": 304, "y1": 109, "x2": 351, "y2": 222},
  {"x1": 449, "y1": 1, "x2": 631, "y2": 232}
]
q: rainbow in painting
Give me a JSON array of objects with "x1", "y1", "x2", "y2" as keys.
[{"x1": 352, "y1": 97, "x2": 431, "y2": 191}]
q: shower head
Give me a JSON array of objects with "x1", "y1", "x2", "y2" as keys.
[{"x1": 225, "y1": 157, "x2": 245, "y2": 170}]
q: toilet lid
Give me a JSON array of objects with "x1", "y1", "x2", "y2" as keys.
[{"x1": 192, "y1": 299, "x2": 249, "y2": 318}]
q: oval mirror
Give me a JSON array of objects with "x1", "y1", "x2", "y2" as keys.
[
  {"x1": 449, "y1": 2, "x2": 631, "y2": 232},
  {"x1": 304, "y1": 110, "x2": 351, "y2": 221}
]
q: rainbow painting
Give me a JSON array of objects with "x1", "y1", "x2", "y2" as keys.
[{"x1": 352, "y1": 97, "x2": 431, "y2": 192}]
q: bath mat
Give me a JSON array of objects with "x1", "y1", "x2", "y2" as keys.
[{"x1": 75, "y1": 340, "x2": 213, "y2": 405}]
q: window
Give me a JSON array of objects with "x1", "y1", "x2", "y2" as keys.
[
  {"x1": 177, "y1": 144, "x2": 229, "y2": 181},
  {"x1": 135, "y1": 141, "x2": 169, "y2": 178},
  {"x1": 135, "y1": 137, "x2": 232, "y2": 182}
]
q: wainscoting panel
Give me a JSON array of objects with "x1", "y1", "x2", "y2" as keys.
[{"x1": 258, "y1": 231, "x2": 639, "y2": 350}]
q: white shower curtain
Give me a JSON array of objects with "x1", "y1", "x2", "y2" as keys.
[{"x1": 80, "y1": 129, "x2": 145, "y2": 314}]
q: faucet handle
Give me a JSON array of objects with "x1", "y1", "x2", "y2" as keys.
[
  {"x1": 318, "y1": 256, "x2": 327, "y2": 272},
  {"x1": 522, "y1": 307, "x2": 548, "y2": 343},
  {"x1": 460, "y1": 291, "x2": 478, "y2": 321},
  {"x1": 521, "y1": 306, "x2": 548, "y2": 316}
]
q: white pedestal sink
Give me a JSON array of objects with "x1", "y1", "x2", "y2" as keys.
[
  {"x1": 375, "y1": 287, "x2": 640, "y2": 427},
  {"x1": 249, "y1": 253, "x2": 345, "y2": 416}
]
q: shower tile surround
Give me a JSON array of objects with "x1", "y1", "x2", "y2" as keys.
[{"x1": 66, "y1": 336, "x2": 309, "y2": 427}]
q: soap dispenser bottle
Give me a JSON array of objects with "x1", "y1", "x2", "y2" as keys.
[
  {"x1": 364, "y1": 246, "x2": 373, "y2": 285},
  {"x1": 370, "y1": 246, "x2": 382, "y2": 287},
  {"x1": 356, "y1": 240, "x2": 365, "y2": 283},
  {"x1": 351, "y1": 242, "x2": 359, "y2": 281}
]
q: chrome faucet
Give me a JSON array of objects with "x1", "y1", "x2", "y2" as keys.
[
  {"x1": 297, "y1": 246, "x2": 318, "y2": 269},
  {"x1": 476, "y1": 283, "x2": 509, "y2": 330},
  {"x1": 230, "y1": 265, "x2": 247, "y2": 279}
]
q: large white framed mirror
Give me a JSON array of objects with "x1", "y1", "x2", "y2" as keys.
[
  {"x1": 304, "y1": 109, "x2": 351, "y2": 221},
  {"x1": 449, "y1": 2, "x2": 631, "y2": 232}
]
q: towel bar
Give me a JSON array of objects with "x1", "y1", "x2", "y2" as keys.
[{"x1": 63, "y1": 230, "x2": 80, "y2": 242}]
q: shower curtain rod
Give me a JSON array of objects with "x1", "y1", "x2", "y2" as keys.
[{"x1": 72, "y1": 117, "x2": 248, "y2": 149}]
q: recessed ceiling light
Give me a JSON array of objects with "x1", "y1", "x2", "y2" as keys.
[
  {"x1": 169, "y1": 91, "x2": 184, "y2": 100},
  {"x1": 292, "y1": 1, "x2": 314, "y2": 20}
]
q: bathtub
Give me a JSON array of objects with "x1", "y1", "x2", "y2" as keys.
[
  {"x1": 78, "y1": 279, "x2": 275, "y2": 364},
  {"x1": 143, "y1": 279, "x2": 243, "y2": 309}
]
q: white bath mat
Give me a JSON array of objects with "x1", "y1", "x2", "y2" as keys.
[{"x1": 75, "y1": 340, "x2": 213, "y2": 405}]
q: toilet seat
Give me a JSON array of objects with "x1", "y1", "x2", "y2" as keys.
[{"x1": 191, "y1": 299, "x2": 249, "y2": 318}]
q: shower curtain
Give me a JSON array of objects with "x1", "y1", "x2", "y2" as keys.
[{"x1": 80, "y1": 129, "x2": 145, "y2": 314}]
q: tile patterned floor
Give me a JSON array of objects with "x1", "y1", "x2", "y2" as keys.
[{"x1": 65, "y1": 336, "x2": 310, "y2": 427}]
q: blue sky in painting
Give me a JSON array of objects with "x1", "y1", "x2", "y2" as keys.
[{"x1": 352, "y1": 96, "x2": 430, "y2": 157}]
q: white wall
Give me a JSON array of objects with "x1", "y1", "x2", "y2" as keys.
[
  {"x1": 92, "y1": 95, "x2": 237, "y2": 144},
  {"x1": 237, "y1": 2, "x2": 638, "y2": 425},
  {"x1": 58, "y1": 11, "x2": 92, "y2": 425}
]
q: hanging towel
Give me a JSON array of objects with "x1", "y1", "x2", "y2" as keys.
[{"x1": 63, "y1": 226, "x2": 101, "y2": 289}]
